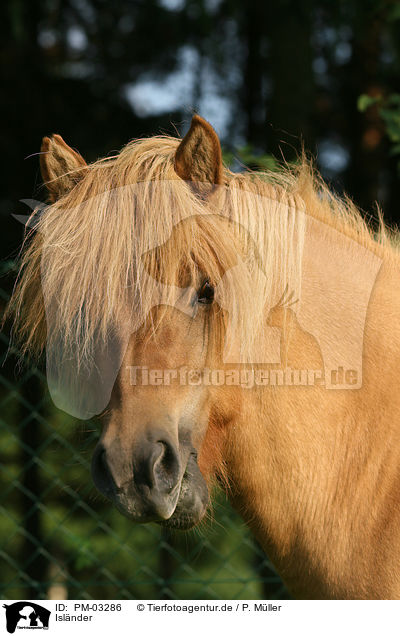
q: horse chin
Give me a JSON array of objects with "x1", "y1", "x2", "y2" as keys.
[
  {"x1": 160, "y1": 476, "x2": 209, "y2": 530},
  {"x1": 160, "y1": 511, "x2": 205, "y2": 530}
]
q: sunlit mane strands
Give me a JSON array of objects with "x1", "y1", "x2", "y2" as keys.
[{"x1": 9, "y1": 135, "x2": 313, "y2": 367}]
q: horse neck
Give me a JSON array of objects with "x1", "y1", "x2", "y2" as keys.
[{"x1": 223, "y1": 233, "x2": 400, "y2": 599}]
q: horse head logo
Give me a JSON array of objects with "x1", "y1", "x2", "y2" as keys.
[{"x1": 3, "y1": 602, "x2": 50, "y2": 633}]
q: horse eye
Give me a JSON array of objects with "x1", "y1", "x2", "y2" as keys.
[{"x1": 198, "y1": 280, "x2": 214, "y2": 304}]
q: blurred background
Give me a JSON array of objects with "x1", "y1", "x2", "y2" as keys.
[{"x1": 2, "y1": 0, "x2": 400, "y2": 600}]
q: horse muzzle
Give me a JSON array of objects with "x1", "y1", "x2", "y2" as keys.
[{"x1": 91, "y1": 434, "x2": 209, "y2": 529}]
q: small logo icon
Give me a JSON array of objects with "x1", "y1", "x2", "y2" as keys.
[{"x1": 3, "y1": 602, "x2": 51, "y2": 633}]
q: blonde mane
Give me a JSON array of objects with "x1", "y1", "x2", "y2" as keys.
[{"x1": 8, "y1": 134, "x2": 398, "y2": 367}]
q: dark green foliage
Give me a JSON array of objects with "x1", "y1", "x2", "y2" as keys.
[{"x1": 358, "y1": 92, "x2": 400, "y2": 172}]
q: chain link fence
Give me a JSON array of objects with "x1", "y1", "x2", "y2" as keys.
[{"x1": 0, "y1": 282, "x2": 288, "y2": 601}]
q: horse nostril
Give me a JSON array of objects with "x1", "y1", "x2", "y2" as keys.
[
  {"x1": 91, "y1": 443, "x2": 116, "y2": 498},
  {"x1": 136, "y1": 439, "x2": 181, "y2": 495},
  {"x1": 155, "y1": 441, "x2": 181, "y2": 492}
]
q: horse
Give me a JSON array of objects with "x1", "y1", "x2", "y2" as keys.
[{"x1": 8, "y1": 114, "x2": 400, "y2": 599}]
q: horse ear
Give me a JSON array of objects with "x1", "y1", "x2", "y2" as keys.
[
  {"x1": 40, "y1": 134, "x2": 87, "y2": 202},
  {"x1": 174, "y1": 115, "x2": 223, "y2": 193}
]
